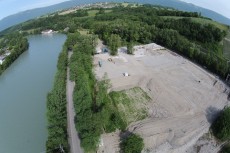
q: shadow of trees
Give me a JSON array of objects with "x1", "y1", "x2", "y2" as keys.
[{"x1": 206, "y1": 106, "x2": 221, "y2": 123}]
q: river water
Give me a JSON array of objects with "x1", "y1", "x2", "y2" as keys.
[{"x1": 0, "y1": 34, "x2": 66, "y2": 153}]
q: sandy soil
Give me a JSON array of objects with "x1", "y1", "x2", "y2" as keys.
[{"x1": 94, "y1": 43, "x2": 230, "y2": 153}]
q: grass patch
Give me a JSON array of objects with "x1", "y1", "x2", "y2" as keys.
[
  {"x1": 122, "y1": 3, "x2": 129, "y2": 7},
  {"x1": 220, "y1": 143, "x2": 230, "y2": 153},
  {"x1": 109, "y1": 87, "x2": 151, "y2": 125},
  {"x1": 78, "y1": 29, "x2": 90, "y2": 35},
  {"x1": 122, "y1": 2, "x2": 139, "y2": 8},
  {"x1": 162, "y1": 16, "x2": 228, "y2": 31},
  {"x1": 191, "y1": 18, "x2": 228, "y2": 31},
  {"x1": 121, "y1": 133, "x2": 144, "y2": 153},
  {"x1": 105, "y1": 10, "x2": 112, "y2": 13},
  {"x1": 88, "y1": 10, "x2": 99, "y2": 16},
  {"x1": 223, "y1": 39, "x2": 230, "y2": 59}
]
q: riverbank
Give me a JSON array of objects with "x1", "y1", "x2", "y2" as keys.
[
  {"x1": 0, "y1": 34, "x2": 66, "y2": 153},
  {"x1": 0, "y1": 32, "x2": 28, "y2": 75}
]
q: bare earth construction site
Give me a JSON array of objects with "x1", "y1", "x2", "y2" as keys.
[{"x1": 94, "y1": 43, "x2": 230, "y2": 153}]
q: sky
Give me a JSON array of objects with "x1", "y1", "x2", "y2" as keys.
[
  {"x1": 0, "y1": 0, "x2": 69, "y2": 20},
  {"x1": 0, "y1": 0, "x2": 229, "y2": 20},
  {"x1": 180, "y1": 0, "x2": 230, "y2": 19}
]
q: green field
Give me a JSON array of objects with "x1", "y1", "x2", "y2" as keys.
[
  {"x1": 162, "y1": 16, "x2": 228, "y2": 31},
  {"x1": 223, "y1": 30, "x2": 230, "y2": 59},
  {"x1": 78, "y1": 29, "x2": 89, "y2": 35},
  {"x1": 110, "y1": 87, "x2": 151, "y2": 124},
  {"x1": 88, "y1": 10, "x2": 99, "y2": 16},
  {"x1": 192, "y1": 18, "x2": 228, "y2": 31},
  {"x1": 88, "y1": 9, "x2": 112, "y2": 17}
]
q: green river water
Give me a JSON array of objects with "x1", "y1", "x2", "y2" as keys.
[{"x1": 0, "y1": 34, "x2": 66, "y2": 153}]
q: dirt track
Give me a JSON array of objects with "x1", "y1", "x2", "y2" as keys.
[{"x1": 94, "y1": 43, "x2": 230, "y2": 153}]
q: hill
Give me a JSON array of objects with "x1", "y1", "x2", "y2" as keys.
[{"x1": 0, "y1": 0, "x2": 230, "y2": 32}]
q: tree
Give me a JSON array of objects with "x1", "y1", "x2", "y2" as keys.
[
  {"x1": 127, "y1": 42, "x2": 134, "y2": 54},
  {"x1": 108, "y1": 34, "x2": 121, "y2": 56},
  {"x1": 212, "y1": 107, "x2": 230, "y2": 140},
  {"x1": 121, "y1": 133, "x2": 144, "y2": 153}
]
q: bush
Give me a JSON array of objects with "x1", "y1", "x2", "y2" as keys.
[
  {"x1": 220, "y1": 143, "x2": 230, "y2": 153},
  {"x1": 212, "y1": 107, "x2": 230, "y2": 141},
  {"x1": 121, "y1": 133, "x2": 144, "y2": 153}
]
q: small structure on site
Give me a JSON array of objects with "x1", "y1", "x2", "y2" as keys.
[
  {"x1": 124, "y1": 72, "x2": 129, "y2": 77},
  {"x1": 98, "y1": 61, "x2": 102, "y2": 67},
  {"x1": 102, "y1": 47, "x2": 109, "y2": 53},
  {"x1": 96, "y1": 47, "x2": 102, "y2": 54}
]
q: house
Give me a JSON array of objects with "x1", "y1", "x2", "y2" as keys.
[
  {"x1": 41, "y1": 29, "x2": 53, "y2": 34},
  {"x1": 95, "y1": 47, "x2": 102, "y2": 54},
  {"x1": 0, "y1": 56, "x2": 6, "y2": 65}
]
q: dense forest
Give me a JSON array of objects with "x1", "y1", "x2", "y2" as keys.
[
  {"x1": 0, "y1": 32, "x2": 28, "y2": 75},
  {"x1": 1, "y1": 4, "x2": 229, "y2": 79}
]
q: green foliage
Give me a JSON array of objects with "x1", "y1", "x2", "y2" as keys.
[
  {"x1": 69, "y1": 34, "x2": 100, "y2": 152},
  {"x1": 75, "y1": 10, "x2": 89, "y2": 17},
  {"x1": 108, "y1": 34, "x2": 121, "y2": 56},
  {"x1": 127, "y1": 42, "x2": 134, "y2": 54},
  {"x1": 121, "y1": 133, "x2": 144, "y2": 153},
  {"x1": 212, "y1": 107, "x2": 230, "y2": 141},
  {"x1": 220, "y1": 143, "x2": 230, "y2": 153},
  {"x1": 0, "y1": 32, "x2": 29, "y2": 75},
  {"x1": 93, "y1": 7, "x2": 229, "y2": 78},
  {"x1": 46, "y1": 42, "x2": 68, "y2": 152}
]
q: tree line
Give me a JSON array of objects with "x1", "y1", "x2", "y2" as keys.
[
  {"x1": 46, "y1": 36, "x2": 69, "y2": 153},
  {"x1": 69, "y1": 33, "x2": 127, "y2": 152},
  {"x1": 92, "y1": 7, "x2": 229, "y2": 78}
]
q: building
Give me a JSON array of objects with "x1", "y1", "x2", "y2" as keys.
[
  {"x1": 0, "y1": 56, "x2": 6, "y2": 65},
  {"x1": 41, "y1": 29, "x2": 53, "y2": 34},
  {"x1": 96, "y1": 47, "x2": 102, "y2": 54}
]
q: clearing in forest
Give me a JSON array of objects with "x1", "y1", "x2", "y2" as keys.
[{"x1": 94, "y1": 43, "x2": 230, "y2": 153}]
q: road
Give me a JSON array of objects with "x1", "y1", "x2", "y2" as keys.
[{"x1": 67, "y1": 52, "x2": 83, "y2": 153}]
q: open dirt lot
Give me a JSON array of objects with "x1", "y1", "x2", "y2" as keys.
[{"x1": 94, "y1": 43, "x2": 230, "y2": 153}]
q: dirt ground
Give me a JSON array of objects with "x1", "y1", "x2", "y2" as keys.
[{"x1": 94, "y1": 43, "x2": 230, "y2": 153}]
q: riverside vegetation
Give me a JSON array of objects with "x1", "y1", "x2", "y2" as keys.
[
  {"x1": 1, "y1": 3, "x2": 230, "y2": 153},
  {"x1": 0, "y1": 32, "x2": 28, "y2": 75},
  {"x1": 46, "y1": 37, "x2": 69, "y2": 152}
]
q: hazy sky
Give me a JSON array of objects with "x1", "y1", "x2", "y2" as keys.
[
  {"x1": 0, "y1": 0, "x2": 69, "y2": 20},
  {"x1": 181, "y1": 0, "x2": 230, "y2": 19},
  {"x1": 0, "y1": 0, "x2": 229, "y2": 20}
]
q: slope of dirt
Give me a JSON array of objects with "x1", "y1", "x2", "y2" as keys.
[{"x1": 94, "y1": 43, "x2": 230, "y2": 153}]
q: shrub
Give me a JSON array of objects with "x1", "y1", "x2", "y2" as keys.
[
  {"x1": 212, "y1": 107, "x2": 230, "y2": 141},
  {"x1": 121, "y1": 133, "x2": 144, "y2": 153}
]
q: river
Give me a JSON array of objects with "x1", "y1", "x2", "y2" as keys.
[{"x1": 0, "y1": 34, "x2": 66, "y2": 153}]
